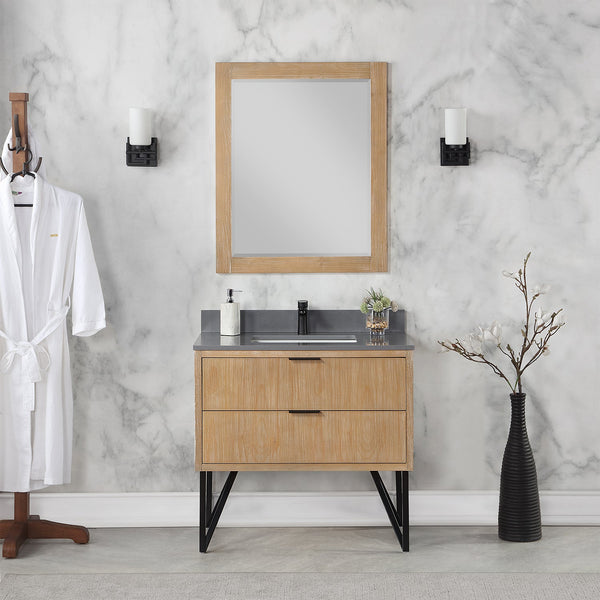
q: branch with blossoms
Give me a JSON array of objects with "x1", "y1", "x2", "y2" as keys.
[{"x1": 438, "y1": 253, "x2": 565, "y2": 394}]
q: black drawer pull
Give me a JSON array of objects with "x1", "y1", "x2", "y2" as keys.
[
  {"x1": 288, "y1": 357, "x2": 321, "y2": 361},
  {"x1": 288, "y1": 410, "x2": 322, "y2": 414}
]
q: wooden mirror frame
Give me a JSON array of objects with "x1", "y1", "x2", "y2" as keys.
[{"x1": 216, "y1": 62, "x2": 387, "y2": 273}]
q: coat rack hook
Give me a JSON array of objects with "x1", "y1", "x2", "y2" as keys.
[
  {"x1": 1, "y1": 95, "x2": 43, "y2": 182},
  {"x1": 7, "y1": 114, "x2": 26, "y2": 153}
]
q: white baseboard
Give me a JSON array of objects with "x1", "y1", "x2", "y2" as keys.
[{"x1": 1, "y1": 491, "x2": 599, "y2": 528}]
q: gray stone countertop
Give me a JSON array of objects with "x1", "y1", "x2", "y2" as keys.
[
  {"x1": 193, "y1": 309, "x2": 414, "y2": 351},
  {"x1": 193, "y1": 331, "x2": 414, "y2": 351}
]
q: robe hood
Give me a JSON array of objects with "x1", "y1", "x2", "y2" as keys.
[{"x1": 1, "y1": 128, "x2": 46, "y2": 179}]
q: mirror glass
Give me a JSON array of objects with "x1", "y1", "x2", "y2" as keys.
[
  {"x1": 216, "y1": 62, "x2": 387, "y2": 273},
  {"x1": 231, "y1": 79, "x2": 371, "y2": 257}
]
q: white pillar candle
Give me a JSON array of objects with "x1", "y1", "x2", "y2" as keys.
[
  {"x1": 129, "y1": 107, "x2": 152, "y2": 146},
  {"x1": 444, "y1": 108, "x2": 467, "y2": 145}
]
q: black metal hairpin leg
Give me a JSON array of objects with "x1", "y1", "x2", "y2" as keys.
[
  {"x1": 371, "y1": 471, "x2": 409, "y2": 551},
  {"x1": 199, "y1": 471, "x2": 238, "y2": 553}
]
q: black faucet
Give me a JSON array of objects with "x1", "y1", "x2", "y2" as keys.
[{"x1": 297, "y1": 300, "x2": 309, "y2": 334}]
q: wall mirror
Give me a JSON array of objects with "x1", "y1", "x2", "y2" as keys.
[{"x1": 216, "y1": 62, "x2": 387, "y2": 273}]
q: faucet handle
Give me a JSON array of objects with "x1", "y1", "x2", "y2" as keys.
[{"x1": 297, "y1": 300, "x2": 309, "y2": 335}]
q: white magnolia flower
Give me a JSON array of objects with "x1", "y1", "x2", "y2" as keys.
[
  {"x1": 463, "y1": 331, "x2": 483, "y2": 354},
  {"x1": 502, "y1": 270, "x2": 518, "y2": 280},
  {"x1": 531, "y1": 283, "x2": 550, "y2": 296},
  {"x1": 483, "y1": 321, "x2": 502, "y2": 345},
  {"x1": 491, "y1": 321, "x2": 502, "y2": 339},
  {"x1": 534, "y1": 308, "x2": 554, "y2": 328}
]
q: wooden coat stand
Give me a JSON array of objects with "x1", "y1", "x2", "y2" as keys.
[{"x1": 0, "y1": 93, "x2": 89, "y2": 558}]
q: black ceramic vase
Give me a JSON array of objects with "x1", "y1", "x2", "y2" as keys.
[{"x1": 498, "y1": 392, "x2": 542, "y2": 542}]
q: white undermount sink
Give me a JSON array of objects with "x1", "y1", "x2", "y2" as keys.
[{"x1": 251, "y1": 334, "x2": 357, "y2": 344}]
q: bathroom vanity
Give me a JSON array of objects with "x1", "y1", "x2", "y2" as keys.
[{"x1": 194, "y1": 310, "x2": 414, "y2": 552}]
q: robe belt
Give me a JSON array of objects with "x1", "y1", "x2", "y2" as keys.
[{"x1": 0, "y1": 304, "x2": 70, "y2": 411}]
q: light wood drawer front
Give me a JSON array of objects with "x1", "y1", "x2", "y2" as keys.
[
  {"x1": 202, "y1": 357, "x2": 406, "y2": 410},
  {"x1": 203, "y1": 411, "x2": 406, "y2": 464}
]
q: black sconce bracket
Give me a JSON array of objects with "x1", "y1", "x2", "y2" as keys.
[
  {"x1": 126, "y1": 137, "x2": 158, "y2": 167},
  {"x1": 440, "y1": 137, "x2": 470, "y2": 166}
]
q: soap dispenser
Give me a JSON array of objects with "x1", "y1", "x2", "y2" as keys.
[{"x1": 220, "y1": 289, "x2": 242, "y2": 336}]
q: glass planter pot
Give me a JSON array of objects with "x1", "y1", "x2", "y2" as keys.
[{"x1": 366, "y1": 308, "x2": 390, "y2": 337}]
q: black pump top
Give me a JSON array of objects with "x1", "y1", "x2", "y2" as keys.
[{"x1": 226, "y1": 289, "x2": 242, "y2": 303}]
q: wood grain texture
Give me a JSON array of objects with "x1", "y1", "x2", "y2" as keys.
[
  {"x1": 203, "y1": 411, "x2": 407, "y2": 465},
  {"x1": 0, "y1": 520, "x2": 14, "y2": 539},
  {"x1": 215, "y1": 63, "x2": 232, "y2": 273},
  {"x1": 202, "y1": 357, "x2": 406, "y2": 410},
  {"x1": 27, "y1": 519, "x2": 89, "y2": 543},
  {"x1": 215, "y1": 62, "x2": 388, "y2": 273},
  {"x1": 194, "y1": 352, "x2": 204, "y2": 470},
  {"x1": 1, "y1": 521, "x2": 27, "y2": 558},
  {"x1": 9, "y1": 93, "x2": 29, "y2": 176},
  {"x1": 1, "y1": 513, "x2": 89, "y2": 558},
  {"x1": 194, "y1": 349, "x2": 414, "y2": 472},
  {"x1": 229, "y1": 256, "x2": 376, "y2": 274},
  {"x1": 405, "y1": 352, "x2": 414, "y2": 471},
  {"x1": 199, "y1": 463, "x2": 410, "y2": 471},
  {"x1": 370, "y1": 62, "x2": 388, "y2": 272},
  {"x1": 14, "y1": 492, "x2": 29, "y2": 522},
  {"x1": 229, "y1": 62, "x2": 372, "y2": 79}
]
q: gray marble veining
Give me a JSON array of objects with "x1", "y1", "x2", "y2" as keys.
[{"x1": 0, "y1": 0, "x2": 598, "y2": 500}]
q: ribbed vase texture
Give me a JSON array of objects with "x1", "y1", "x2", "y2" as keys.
[{"x1": 498, "y1": 393, "x2": 542, "y2": 542}]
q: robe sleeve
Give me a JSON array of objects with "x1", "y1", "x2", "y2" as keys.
[{"x1": 71, "y1": 202, "x2": 106, "y2": 337}]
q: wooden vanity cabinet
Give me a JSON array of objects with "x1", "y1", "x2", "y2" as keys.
[
  {"x1": 195, "y1": 350, "x2": 413, "y2": 472},
  {"x1": 194, "y1": 348, "x2": 413, "y2": 552}
]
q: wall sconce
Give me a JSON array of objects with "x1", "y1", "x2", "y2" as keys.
[
  {"x1": 440, "y1": 108, "x2": 470, "y2": 166},
  {"x1": 126, "y1": 107, "x2": 158, "y2": 167}
]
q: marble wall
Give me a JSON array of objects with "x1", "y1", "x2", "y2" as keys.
[{"x1": 1, "y1": 0, "x2": 598, "y2": 494}]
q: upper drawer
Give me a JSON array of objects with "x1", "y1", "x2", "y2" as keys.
[{"x1": 202, "y1": 357, "x2": 406, "y2": 410}]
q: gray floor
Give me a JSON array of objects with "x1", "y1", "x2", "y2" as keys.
[{"x1": 1, "y1": 526, "x2": 599, "y2": 576}]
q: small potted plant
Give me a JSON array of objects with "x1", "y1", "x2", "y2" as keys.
[{"x1": 360, "y1": 288, "x2": 399, "y2": 337}]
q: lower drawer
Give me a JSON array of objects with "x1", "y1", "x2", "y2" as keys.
[{"x1": 203, "y1": 411, "x2": 406, "y2": 465}]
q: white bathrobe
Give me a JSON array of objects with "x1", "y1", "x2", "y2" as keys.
[{"x1": 0, "y1": 134, "x2": 105, "y2": 492}]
